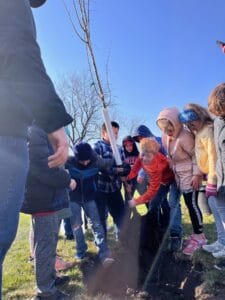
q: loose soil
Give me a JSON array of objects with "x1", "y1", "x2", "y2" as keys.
[{"x1": 78, "y1": 210, "x2": 210, "y2": 299}]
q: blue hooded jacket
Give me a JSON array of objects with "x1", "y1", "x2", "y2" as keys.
[
  {"x1": 132, "y1": 125, "x2": 166, "y2": 155},
  {"x1": 132, "y1": 125, "x2": 154, "y2": 141}
]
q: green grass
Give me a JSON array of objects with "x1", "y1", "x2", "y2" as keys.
[
  {"x1": 178, "y1": 200, "x2": 225, "y2": 295},
  {"x1": 2, "y1": 200, "x2": 222, "y2": 299}
]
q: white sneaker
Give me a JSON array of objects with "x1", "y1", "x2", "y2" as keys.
[
  {"x1": 202, "y1": 240, "x2": 224, "y2": 253},
  {"x1": 102, "y1": 257, "x2": 115, "y2": 268},
  {"x1": 212, "y1": 246, "x2": 225, "y2": 258},
  {"x1": 214, "y1": 259, "x2": 225, "y2": 270}
]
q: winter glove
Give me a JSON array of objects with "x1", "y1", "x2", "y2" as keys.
[
  {"x1": 205, "y1": 183, "x2": 217, "y2": 198},
  {"x1": 114, "y1": 163, "x2": 131, "y2": 177},
  {"x1": 128, "y1": 199, "x2": 136, "y2": 208}
]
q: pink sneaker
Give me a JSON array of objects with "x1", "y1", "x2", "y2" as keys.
[
  {"x1": 183, "y1": 239, "x2": 201, "y2": 255},
  {"x1": 182, "y1": 234, "x2": 207, "y2": 256},
  {"x1": 183, "y1": 234, "x2": 194, "y2": 248},
  {"x1": 55, "y1": 256, "x2": 75, "y2": 272}
]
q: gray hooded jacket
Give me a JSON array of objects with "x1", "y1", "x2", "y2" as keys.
[{"x1": 214, "y1": 117, "x2": 225, "y2": 198}]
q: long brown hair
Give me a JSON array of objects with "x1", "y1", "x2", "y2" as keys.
[{"x1": 208, "y1": 83, "x2": 225, "y2": 116}]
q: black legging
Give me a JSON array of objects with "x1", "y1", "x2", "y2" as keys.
[{"x1": 183, "y1": 190, "x2": 203, "y2": 234}]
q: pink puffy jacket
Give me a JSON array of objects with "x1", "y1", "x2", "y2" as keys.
[{"x1": 157, "y1": 107, "x2": 202, "y2": 191}]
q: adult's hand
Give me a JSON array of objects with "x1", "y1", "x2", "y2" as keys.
[{"x1": 48, "y1": 128, "x2": 69, "y2": 168}]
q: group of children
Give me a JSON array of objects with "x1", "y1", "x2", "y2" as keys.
[{"x1": 22, "y1": 82, "x2": 225, "y2": 299}]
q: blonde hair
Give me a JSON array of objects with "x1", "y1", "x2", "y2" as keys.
[
  {"x1": 140, "y1": 138, "x2": 160, "y2": 154},
  {"x1": 208, "y1": 83, "x2": 225, "y2": 116},
  {"x1": 185, "y1": 103, "x2": 213, "y2": 125}
]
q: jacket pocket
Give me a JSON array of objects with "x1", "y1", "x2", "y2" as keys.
[{"x1": 174, "y1": 163, "x2": 193, "y2": 189}]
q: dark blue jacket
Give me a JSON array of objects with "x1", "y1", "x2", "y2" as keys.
[
  {"x1": 21, "y1": 126, "x2": 71, "y2": 214},
  {"x1": 132, "y1": 125, "x2": 166, "y2": 155},
  {"x1": 132, "y1": 125, "x2": 154, "y2": 139},
  {"x1": 66, "y1": 153, "x2": 114, "y2": 202}
]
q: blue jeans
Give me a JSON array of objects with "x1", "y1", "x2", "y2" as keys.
[
  {"x1": 168, "y1": 181, "x2": 182, "y2": 237},
  {"x1": 96, "y1": 190, "x2": 125, "y2": 237},
  {"x1": 0, "y1": 137, "x2": 28, "y2": 299},
  {"x1": 70, "y1": 200, "x2": 110, "y2": 261},
  {"x1": 63, "y1": 217, "x2": 73, "y2": 237},
  {"x1": 212, "y1": 195, "x2": 225, "y2": 246},
  {"x1": 159, "y1": 197, "x2": 171, "y2": 227},
  {"x1": 148, "y1": 184, "x2": 170, "y2": 224}
]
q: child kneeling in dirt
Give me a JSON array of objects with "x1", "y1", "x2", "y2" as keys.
[
  {"x1": 127, "y1": 138, "x2": 174, "y2": 220},
  {"x1": 66, "y1": 142, "x2": 126, "y2": 267}
]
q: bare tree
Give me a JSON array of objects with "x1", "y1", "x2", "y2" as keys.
[
  {"x1": 61, "y1": 0, "x2": 108, "y2": 107},
  {"x1": 56, "y1": 72, "x2": 103, "y2": 146},
  {"x1": 122, "y1": 116, "x2": 146, "y2": 136},
  {"x1": 113, "y1": 110, "x2": 146, "y2": 141},
  {"x1": 61, "y1": 0, "x2": 122, "y2": 164}
]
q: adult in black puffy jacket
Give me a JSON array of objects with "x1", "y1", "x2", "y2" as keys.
[{"x1": 0, "y1": 2, "x2": 72, "y2": 297}]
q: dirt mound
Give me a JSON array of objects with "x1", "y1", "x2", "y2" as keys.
[
  {"x1": 85, "y1": 252, "x2": 204, "y2": 299},
  {"x1": 143, "y1": 252, "x2": 203, "y2": 300},
  {"x1": 82, "y1": 210, "x2": 204, "y2": 299}
]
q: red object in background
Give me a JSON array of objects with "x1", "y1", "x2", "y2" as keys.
[{"x1": 216, "y1": 40, "x2": 225, "y2": 54}]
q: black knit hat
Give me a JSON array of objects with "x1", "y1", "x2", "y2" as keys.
[
  {"x1": 73, "y1": 142, "x2": 94, "y2": 161},
  {"x1": 30, "y1": 0, "x2": 47, "y2": 8}
]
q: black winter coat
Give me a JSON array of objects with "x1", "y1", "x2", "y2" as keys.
[
  {"x1": 21, "y1": 126, "x2": 71, "y2": 214},
  {"x1": 0, "y1": 1, "x2": 72, "y2": 137}
]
